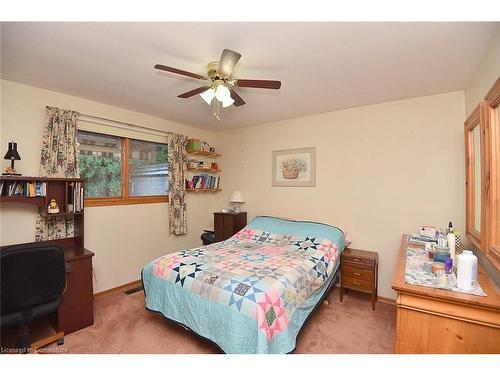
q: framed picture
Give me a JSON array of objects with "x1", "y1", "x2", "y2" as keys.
[{"x1": 272, "y1": 147, "x2": 316, "y2": 187}]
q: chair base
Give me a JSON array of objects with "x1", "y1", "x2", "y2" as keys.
[{"x1": 1, "y1": 318, "x2": 64, "y2": 353}]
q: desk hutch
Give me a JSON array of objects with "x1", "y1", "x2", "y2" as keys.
[{"x1": 0, "y1": 176, "x2": 94, "y2": 339}]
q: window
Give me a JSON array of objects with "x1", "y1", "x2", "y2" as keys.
[
  {"x1": 77, "y1": 130, "x2": 168, "y2": 206},
  {"x1": 129, "y1": 139, "x2": 168, "y2": 196}
]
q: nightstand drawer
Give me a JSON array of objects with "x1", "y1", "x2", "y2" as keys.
[
  {"x1": 342, "y1": 276, "x2": 372, "y2": 291},
  {"x1": 342, "y1": 254, "x2": 374, "y2": 266},
  {"x1": 342, "y1": 265, "x2": 373, "y2": 282}
]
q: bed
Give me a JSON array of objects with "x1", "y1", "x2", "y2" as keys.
[{"x1": 141, "y1": 216, "x2": 346, "y2": 354}]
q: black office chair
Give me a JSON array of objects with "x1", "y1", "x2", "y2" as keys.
[{"x1": 1, "y1": 242, "x2": 68, "y2": 353}]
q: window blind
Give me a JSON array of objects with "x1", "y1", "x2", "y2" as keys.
[{"x1": 77, "y1": 114, "x2": 167, "y2": 144}]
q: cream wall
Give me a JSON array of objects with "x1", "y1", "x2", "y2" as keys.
[
  {"x1": 215, "y1": 91, "x2": 466, "y2": 299},
  {"x1": 0, "y1": 80, "x2": 217, "y2": 292},
  {"x1": 465, "y1": 24, "x2": 500, "y2": 116}
]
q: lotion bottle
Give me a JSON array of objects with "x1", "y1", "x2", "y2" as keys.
[{"x1": 457, "y1": 250, "x2": 478, "y2": 291}]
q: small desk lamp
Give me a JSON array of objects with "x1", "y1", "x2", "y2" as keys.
[
  {"x1": 3, "y1": 141, "x2": 21, "y2": 175},
  {"x1": 229, "y1": 190, "x2": 245, "y2": 213}
]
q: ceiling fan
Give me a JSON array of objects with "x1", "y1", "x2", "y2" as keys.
[{"x1": 154, "y1": 49, "x2": 281, "y2": 120}]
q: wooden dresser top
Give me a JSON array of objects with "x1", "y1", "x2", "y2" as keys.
[{"x1": 392, "y1": 234, "x2": 500, "y2": 311}]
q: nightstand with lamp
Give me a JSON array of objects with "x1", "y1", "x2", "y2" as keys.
[{"x1": 214, "y1": 190, "x2": 247, "y2": 242}]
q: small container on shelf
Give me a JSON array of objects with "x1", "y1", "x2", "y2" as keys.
[
  {"x1": 186, "y1": 139, "x2": 202, "y2": 152},
  {"x1": 431, "y1": 245, "x2": 449, "y2": 263}
]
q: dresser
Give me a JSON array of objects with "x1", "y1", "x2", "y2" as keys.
[
  {"x1": 214, "y1": 212, "x2": 247, "y2": 242},
  {"x1": 340, "y1": 248, "x2": 378, "y2": 310},
  {"x1": 392, "y1": 234, "x2": 500, "y2": 353}
]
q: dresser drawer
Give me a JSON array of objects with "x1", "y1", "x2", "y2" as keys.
[
  {"x1": 342, "y1": 265, "x2": 373, "y2": 282},
  {"x1": 342, "y1": 276, "x2": 372, "y2": 291}
]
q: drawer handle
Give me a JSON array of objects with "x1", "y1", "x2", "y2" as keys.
[
  {"x1": 352, "y1": 281, "x2": 361, "y2": 286},
  {"x1": 352, "y1": 272, "x2": 361, "y2": 276},
  {"x1": 352, "y1": 258, "x2": 361, "y2": 262}
]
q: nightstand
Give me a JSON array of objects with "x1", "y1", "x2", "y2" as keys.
[
  {"x1": 213, "y1": 212, "x2": 247, "y2": 242},
  {"x1": 340, "y1": 248, "x2": 379, "y2": 310}
]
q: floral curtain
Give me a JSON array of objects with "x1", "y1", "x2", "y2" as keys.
[
  {"x1": 40, "y1": 106, "x2": 80, "y2": 177},
  {"x1": 36, "y1": 106, "x2": 80, "y2": 241},
  {"x1": 167, "y1": 132, "x2": 189, "y2": 235}
]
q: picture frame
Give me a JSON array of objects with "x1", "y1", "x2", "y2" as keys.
[{"x1": 272, "y1": 147, "x2": 316, "y2": 187}]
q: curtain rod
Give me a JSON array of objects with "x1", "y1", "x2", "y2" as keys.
[{"x1": 78, "y1": 113, "x2": 169, "y2": 138}]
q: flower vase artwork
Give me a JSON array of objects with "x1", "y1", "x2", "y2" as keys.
[
  {"x1": 272, "y1": 147, "x2": 316, "y2": 187},
  {"x1": 281, "y1": 159, "x2": 306, "y2": 179}
]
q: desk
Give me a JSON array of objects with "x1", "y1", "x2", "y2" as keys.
[
  {"x1": 392, "y1": 234, "x2": 500, "y2": 353},
  {"x1": 0, "y1": 239, "x2": 94, "y2": 335}
]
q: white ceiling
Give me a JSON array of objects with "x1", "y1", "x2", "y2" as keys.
[{"x1": 1, "y1": 22, "x2": 497, "y2": 131}]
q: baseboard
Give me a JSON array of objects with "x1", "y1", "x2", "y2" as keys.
[
  {"x1": 377, "y1": 296, "x2": 396, "y2": 305},
  {"x1": 94, "y1": 279, "x2": 142, "y2": 298}
]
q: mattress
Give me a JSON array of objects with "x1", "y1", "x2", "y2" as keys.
[{"x1": 141, "y1": 216, "x2": 346, "y2": 353}]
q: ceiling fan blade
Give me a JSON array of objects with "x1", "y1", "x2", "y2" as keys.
[
  {"x1": 177, "y1": 86, "x2": 209, "y2": 98},
  {"x1": 154, "y1": 64, "x2": 206, "y2": 80},
  {"x1": 236, "y1": 79, "x2": 281, "y2": 90},
  {"x1": 229, "y1": 88, "x2": 246, "y2": 107},
  {"x1": 217, "y1": 49, "x2": 241, "y2": 79}
]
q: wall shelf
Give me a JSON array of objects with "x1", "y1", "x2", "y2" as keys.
[
  {"x1": 0, "y1": 196, "x2": 45, "y2": 205},
  {"x1": 186, "y1": 139, "x2": 221, "y2": 191},
  {"x1": 187, "y1": 167, "x2": 221, "y2": 173},
  {"x1": 187, "y1": 150, "x2": 221, "y2": 158},
  {"x1": 187, "y1": 188, "x2": 222, "y2": 193},
  {"x1": 39, "y1": 211, "x2": 83, "y2": 218}
]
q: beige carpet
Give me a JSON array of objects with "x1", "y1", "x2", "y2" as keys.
[{"x1": 51, "y1": 287, "x2": 396, "y2": 354}]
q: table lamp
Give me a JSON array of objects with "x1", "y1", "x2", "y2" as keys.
[
  {"x1": 229, "y1": 190, "x2": 245, "y2": 213},
  {"x1": 3, "y1": 141, "x2": 21, "y2": 175}
]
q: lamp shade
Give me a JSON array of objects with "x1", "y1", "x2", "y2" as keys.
[
  {"x1": 200, "y1": 88, "x2": 215, "y2": 105},
  {"x1": 215, "y1": 85, "x2": 231, "y2": 101},
  {"x1": 221, "y1": 96, "x2": 235, "y2": 108},
  {"x1": 4, "y1": 142, "x2": 21, "y2": 161},
  {"x1": 229, "y1": 190, "x2": 245, "y2": 203}
]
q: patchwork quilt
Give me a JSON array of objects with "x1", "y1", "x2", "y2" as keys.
[{"x1": 142, "y1": 216, "x2": 345, "y2": 353}]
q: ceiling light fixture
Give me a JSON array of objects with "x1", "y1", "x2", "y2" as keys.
[
  {"x1": 199, "y1": 83, "x2": 234, "y2": 120},
  {"x1": 155, "y1": 48, "x2": 282, "y2": 120}
]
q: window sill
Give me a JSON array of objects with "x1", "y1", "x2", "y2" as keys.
[{"x1": 84, "y1": 195, "x2": 169, "y2": 207}]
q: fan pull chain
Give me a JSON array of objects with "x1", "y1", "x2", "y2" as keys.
[{"x1": 212, "y1": 97, "x2": 221, "y2": 120}]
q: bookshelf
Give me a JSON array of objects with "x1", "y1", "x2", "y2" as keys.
[
  {"x1": 186, "y1": 139, "x2": 222, "y2": 193},
  {"x1": 0, "y1": 176, "x2": 85, "y2": 247}
]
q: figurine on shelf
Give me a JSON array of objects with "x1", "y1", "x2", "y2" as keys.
[
  {"x1": 4, "y1": 165, "x2": 18, "y2": 175},
  {"x1": 48, "y1": 199, "x2": 60, "y2": 214}
]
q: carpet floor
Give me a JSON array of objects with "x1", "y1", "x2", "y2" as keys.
[{"x1": 51, "y1": 287, "x2": 396, "y2": 354}]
